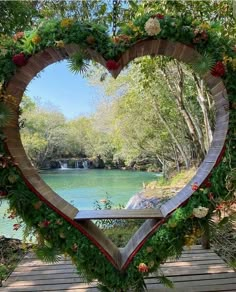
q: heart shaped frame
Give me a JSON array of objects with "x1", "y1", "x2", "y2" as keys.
[{"x1": 2, "y1": 38, "x2": 228, "y2": 271}]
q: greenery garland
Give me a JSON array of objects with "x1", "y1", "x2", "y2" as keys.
[{"x1": 0, "y1": 12, "x2": 236, "y2": 291}]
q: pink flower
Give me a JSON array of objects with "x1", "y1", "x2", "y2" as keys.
[
  {"x1": 138, "y1": 263, "x2": 149, "y2": 273},
  {"x1": 12, "y1": 53, "x2": 27, "y2": 67},
  {"x1": 192, "y1": 183, "x2": 199, "y2": 191},
  {"x1": 106, "y1": 60, "x2": 119, "y2": 70}
]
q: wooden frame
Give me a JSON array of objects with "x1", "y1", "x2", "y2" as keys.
[{"x1": 3, "y1": 40, "x2": 228, "y2": 270}]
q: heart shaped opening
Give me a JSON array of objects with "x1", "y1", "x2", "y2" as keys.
[{"x1": 3, "y1": 40, "x2": 228, "y2": 270}]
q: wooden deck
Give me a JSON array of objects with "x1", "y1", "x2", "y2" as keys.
[{"x1": 1, "y1": 246, "x2": 236, "y2": 291}]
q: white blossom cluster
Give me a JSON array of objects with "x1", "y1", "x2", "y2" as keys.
[
  {"x1": 144, "y1": 18, "x2": 161, "y2": 36},
  {"x1": 192, "y1": 206, "x2": 209, "y2": 218}
]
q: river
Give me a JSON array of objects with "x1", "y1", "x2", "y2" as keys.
[{"x1": 0, "y1": 169, "x2": 158, "y2": 239}]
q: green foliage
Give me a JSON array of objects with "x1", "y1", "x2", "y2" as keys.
[
  {"x1": 35, "y1": 246, "x2": 61, "y2": 263},
  {"x1": 68, "y1": 52, "x2": 90, "y2": 74},
  {"x1": 191, "y1": 53, "x2": 215, "y2": 75},
  {"x1": 0, "y1": 2, "x2": 37, "y2": 34},
  {"x1": 0, "y1": 103, "x2": 14, "y2": 127},
  {"x1": 0, "y1": 7, "x2": 235, "y2": 292}
]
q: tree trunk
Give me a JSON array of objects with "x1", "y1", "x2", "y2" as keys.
[
  {"x1": 193, "y1": 73, "x2": 213, "y2": 150},
  {"x1": 152, "y1": 98, "x2": 190, "y2": 169},
  {"x1": 161, "y1": 64, "x2": 206, "y2": 160}
]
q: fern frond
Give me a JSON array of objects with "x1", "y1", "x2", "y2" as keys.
[
  {"x1": 0, "y1": 103, "x2": 14, "y2": 127},
  {"x1": 35, "y1": 246, "x2": 61, "y2": 263},
  {"x1": 68, "y1": 51, "x2": 90, "y2": 74},
  {"x1": 158, "y1": 274, "x2": 174, "y2": 288},
  {"x1": 191, "y1": 53, "x2": 215, "y2": 75}
]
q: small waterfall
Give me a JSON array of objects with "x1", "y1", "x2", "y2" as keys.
[
  {"x1": 59, "y1": 161, "x2": 68, "y2": 169},
  {"x1": 82, "y1": 160, "x2": 88, "y2": 169}
]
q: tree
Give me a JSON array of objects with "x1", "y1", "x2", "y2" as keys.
[
  {"x1": 0, "y1": 2, "x2": 37, "y2": 34},
  {"x1": 21, "y1": 98, "x2": 67, "y2": 168}
]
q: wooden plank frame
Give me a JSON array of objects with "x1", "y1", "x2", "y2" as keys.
[{"x1": 3, "y1": 40, "x2": 229, "y2": 270}]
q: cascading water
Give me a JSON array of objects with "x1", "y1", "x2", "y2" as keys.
[
  {"x1": 82, "y1": 160, "x2": 88, "y2": 169},
  {"x1": 59, "y1": 161, "x2": 68, "y2": 169}
]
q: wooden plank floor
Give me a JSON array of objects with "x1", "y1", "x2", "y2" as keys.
[{"x1": 1, "y1": 246, "x2": 236, "y2": 291}]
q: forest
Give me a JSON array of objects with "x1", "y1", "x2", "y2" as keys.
[
  {"x1": 3, "y1": 0, "x2": 230, "y2": 177},
  {"x1": 21, "y1": 57, "x2": 215, "y2": 176}
]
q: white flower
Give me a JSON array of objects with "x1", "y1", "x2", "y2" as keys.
[
  {"x1": 193, "y1": 206, "x2": 209, "y2": 218},
  {"x1": 144, "y1": 18, "x2": 161, "y2": 36}
]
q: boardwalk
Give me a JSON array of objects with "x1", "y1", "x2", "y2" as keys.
[{"x1": 1, "y1": 246, "x2": 236, "y2": 291}]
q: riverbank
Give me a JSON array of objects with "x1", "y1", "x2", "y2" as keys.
[
  {"x1": 0, "y1": 236, "x2": 31, "y2": 286},
  {"x1": 141, "y1": 168, "x2": 197, "y2": 198}
]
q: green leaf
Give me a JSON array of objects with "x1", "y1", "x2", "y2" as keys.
[
  {"x1": 35, "y1": 246, "x2": 61, "y2": 263},
  {"x1": 0, "y1": 103, "x2": 14, "y2": 127},
  {"x1": 191, "y1": 52, "x2": 215, "y2": 75}
]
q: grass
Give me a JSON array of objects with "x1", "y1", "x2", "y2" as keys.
[{"x1": 143, "y1": 168, "x2": 197, "y2": 198}]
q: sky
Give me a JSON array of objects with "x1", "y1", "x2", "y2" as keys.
[{"x1": 26, "y1": 60, "x2": 102, "y2": 120}]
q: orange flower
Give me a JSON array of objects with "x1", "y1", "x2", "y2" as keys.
[{"x1": 138, "y1": 263, "x2": 149, "y2": 273}]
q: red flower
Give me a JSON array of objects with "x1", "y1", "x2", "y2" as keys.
[
  {"x1": 192, "y1": 183, "x2": 199, "y2": 191},
  {"x1": 106, "y1": 60, "x2": 119, "y2": 70},
  {"x1": 153, "y1": 13, "x2": 164, "y2": 19},
  {"x1": 13, "y1": 223, "x2": 21, "y2": 230},
  {"x1": 12, "y1": 53, "x2": 27, "y2": 67},
  {"x1": 203, "y1": 180, "x2": 211, "y2": 188},
  {"x1": 138, "y1": 263, "x2": 149, "y2": 273},
  {"x1": 211, "y1": 61, "x2": 225, "y2": 77},
  {"x1": 39, "y1": 220, "x2": 50, "y2": 228}
]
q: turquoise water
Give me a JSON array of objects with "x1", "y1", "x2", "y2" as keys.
[{"x1": 0, "y1": 169, "x2": 158, "y2": 239}]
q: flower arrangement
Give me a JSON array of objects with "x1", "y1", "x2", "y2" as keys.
[{"x1": 0, "y1": 12, "x2": 235, "y2": 291}]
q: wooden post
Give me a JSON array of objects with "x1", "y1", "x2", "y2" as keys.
[{"x1": 201, "y1": 221, "x2": 210, "y2": 249}]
